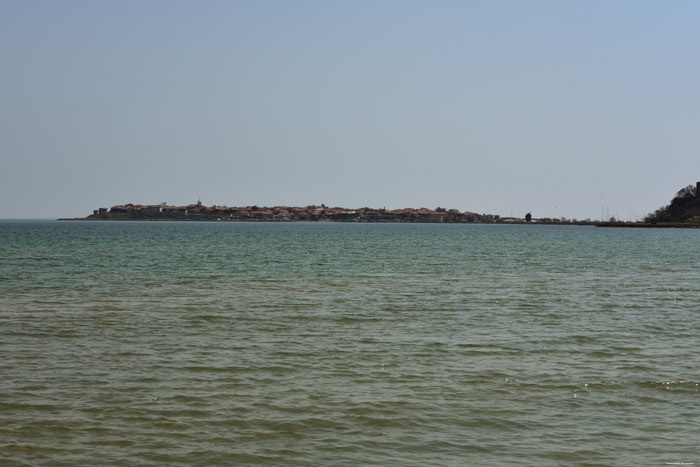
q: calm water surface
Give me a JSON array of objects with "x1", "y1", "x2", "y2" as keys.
[{"x1": 1, "y1": 221, "x2": 699, "y2": 466}]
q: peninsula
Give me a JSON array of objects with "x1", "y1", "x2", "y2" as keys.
[
  {"x1": 74, "y1": 181, "x2": 700, "y2": 227},
  {"x1": 76, "y1": 201, "x2": 577, "y2": 224}
]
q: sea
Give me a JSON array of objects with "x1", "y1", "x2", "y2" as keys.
[{"x1": 1, "y1": 220, "x2": 699, "y2": 466}]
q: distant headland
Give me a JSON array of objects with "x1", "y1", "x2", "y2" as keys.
[
  {"x1": 68, "y1": 201, "x2": 588, "y2": 224},
  {"x1": 600, "y1": 181, "x2": 700, "y2": 228}
]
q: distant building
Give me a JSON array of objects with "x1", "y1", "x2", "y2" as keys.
[{"x1": 142, "y1": 205, "x2": 162, "y2": 215}]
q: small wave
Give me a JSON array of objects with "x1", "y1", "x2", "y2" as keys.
[{"x1": 637, "y1": 380, "x2": 699, "y2": 391}]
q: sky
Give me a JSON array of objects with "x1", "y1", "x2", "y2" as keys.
[{"x1": 1, "y1": 0, "x2": 699, "y2": 220}]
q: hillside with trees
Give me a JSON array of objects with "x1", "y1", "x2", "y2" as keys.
[{"x1": 645, "y1": 183, "x2": 700, "y2": 224}]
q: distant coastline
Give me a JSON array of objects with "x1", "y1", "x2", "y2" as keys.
[
  {"x1": 60, "y1": 183, "x2": 700, "y2": 227},
  {"x1": 62, "y1": 201, "x2": 596, "y2": 225},
  {"x1": 56, "y1": 200, "x2": 700, "y2": 228}
]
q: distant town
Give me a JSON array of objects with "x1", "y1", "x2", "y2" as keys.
[
  {"x1": 72, "y1": 181, "x2": 700, "y2": 227},
  {"x1": 81, "y1": 200, "x2": 592, "y2": 224}
]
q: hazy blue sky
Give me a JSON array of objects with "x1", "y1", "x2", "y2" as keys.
[{"x1": 2, "y1": 0, "x2": 699, "y2": 220}]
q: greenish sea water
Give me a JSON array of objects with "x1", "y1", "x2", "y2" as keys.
[{"x1": 1, "y1": 221, "x2": 699, "y2": 466}]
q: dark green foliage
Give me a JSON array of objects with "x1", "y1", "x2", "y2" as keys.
[{"x1": 645, "y1": 183, "x2": 700, "y2": 223}]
